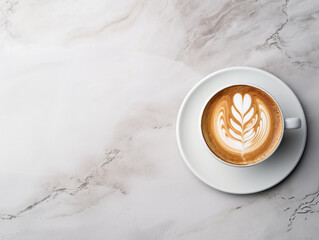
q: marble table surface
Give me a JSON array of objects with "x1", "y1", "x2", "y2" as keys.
[{"x1": 0, "y1": 0, "x2": 318, "y2": 239}]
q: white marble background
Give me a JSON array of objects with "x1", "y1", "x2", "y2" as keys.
[{"x1": 0, "y1": 0, "x2": 319, "y2": 239}]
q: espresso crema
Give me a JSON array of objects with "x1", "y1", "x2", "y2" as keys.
[{"x1": 201, "y1": 85, "x2": 283, "y2": 165}]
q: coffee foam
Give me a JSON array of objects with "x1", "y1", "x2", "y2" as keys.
[{"x1": 201, "y1": 85, "x2": 283, "y2": 165}]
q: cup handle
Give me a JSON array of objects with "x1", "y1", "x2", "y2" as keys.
[{"x1": 284, "y1": 118, "x2": 301, "y2": 130}]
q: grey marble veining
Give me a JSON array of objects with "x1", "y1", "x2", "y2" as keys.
[{"x1": 0, "y1": 0, "x2": 318, "y2": 239}]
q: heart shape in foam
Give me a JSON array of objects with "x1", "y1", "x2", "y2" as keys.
[{"x1": 233, "y1": 93, "x2": 252, "y2": 117}]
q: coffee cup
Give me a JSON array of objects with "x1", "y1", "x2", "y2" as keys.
[{"x1": 200, "y1": 84, "x2": 301, "y2": 167}]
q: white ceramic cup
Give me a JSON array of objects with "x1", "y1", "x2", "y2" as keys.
[{"x1": 200, "y1": 83, "x2": 301, "y2": 167}]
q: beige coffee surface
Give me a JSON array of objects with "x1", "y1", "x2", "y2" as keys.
[{"x1": 201, "y1": 85, "x2": 283, "y2": 165}]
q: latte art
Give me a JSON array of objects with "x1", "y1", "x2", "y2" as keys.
[
  {"x1": 201, "y1": 85, "x2": 283, "y2": 165},
  {"x1": 217, "y1": 93, "x2": 270, "y2": 158}
]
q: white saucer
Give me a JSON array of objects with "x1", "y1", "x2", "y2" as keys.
[{"x1": 176, "y1": 67, "x2": 307, "y2": 194}]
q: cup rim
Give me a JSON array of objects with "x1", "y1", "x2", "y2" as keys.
[{"x1": 199, "y1": 83, "x2": 285, "y2": 168}]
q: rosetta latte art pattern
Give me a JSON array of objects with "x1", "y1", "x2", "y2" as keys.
[
  {"x1": 202, "y1": 85, "x2": 283, "y2": 165},
  {"x1": 217, "y1": 93, "x2": 271, "y2": 158}
]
